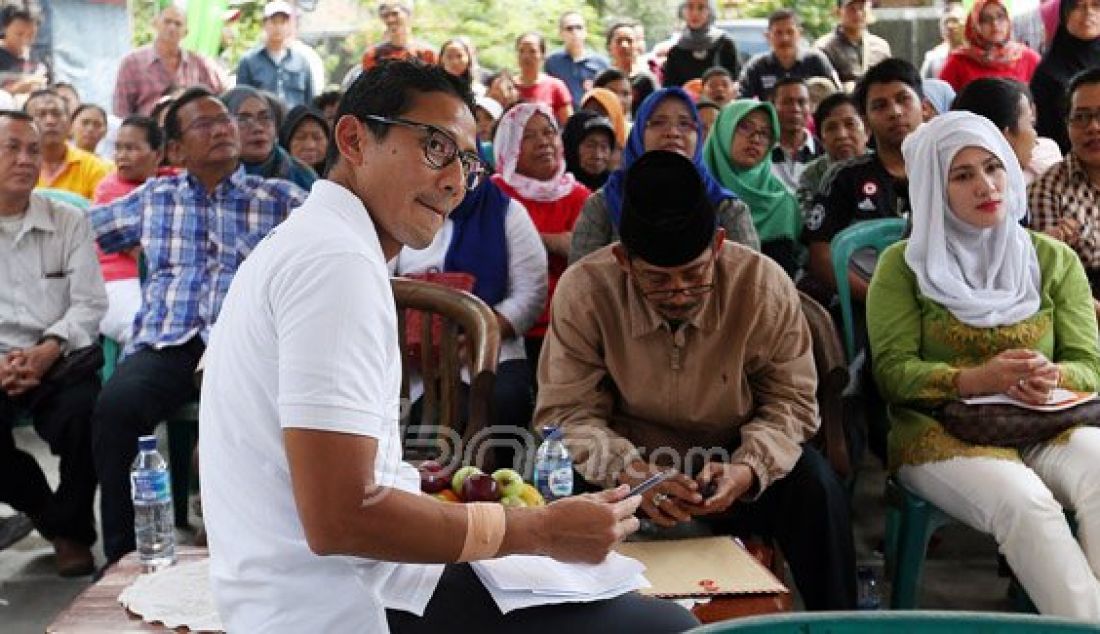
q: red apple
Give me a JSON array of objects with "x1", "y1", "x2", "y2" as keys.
[
  {"x1": 461, "y1": 473, "x2": 501, "y2": 502},
  {"x1": 418, "y1": 460, "x2": 453, "y2": 494}
]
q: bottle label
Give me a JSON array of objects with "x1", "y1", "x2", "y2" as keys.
[
  {"x1": 547, "y1": 466, "x2": 573, "y2": 497},
  {"x1": 132, "y1": 471, "x2": 171, "y2": 503}
]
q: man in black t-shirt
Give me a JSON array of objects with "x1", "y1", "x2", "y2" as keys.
[
  {"x1": 738, "y1": 9, "x2": 840, "y2": 101},
  {"x1": 803, "y1": 58, "x2": 923, "y2": 303}
]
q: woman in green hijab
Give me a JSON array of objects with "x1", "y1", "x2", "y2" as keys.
[{"x1": 703, "y1": 100, "x2": 803, "y2": 277}]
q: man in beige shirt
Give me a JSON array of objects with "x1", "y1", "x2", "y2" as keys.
[
  {"x1": 0, "y1": 109, "x2": 107, "y2": 577},
  {"x1": 536, "y1": 150, "x2": 856, "y2": 610}
]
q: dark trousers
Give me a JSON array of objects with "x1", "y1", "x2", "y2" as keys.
[
  {"x1": 0, "y1": 369, "x2": 99, "y2": 545},
  {"x1": 387, "y1": 563, "x2": 699, "y2": 633},
  {"x1": 92, "y1": 337, "x2": 203, "y2": 563},
  {"x1": 702, "y1": 445, "x2": 857, "y2": 610}
]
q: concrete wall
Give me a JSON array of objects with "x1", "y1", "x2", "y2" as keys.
[{"x1": 870, "y1": 7, "x2": 943, "y2": 69}]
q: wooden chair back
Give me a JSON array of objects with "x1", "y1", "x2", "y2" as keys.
[
  {"x1": 798, "y1": 291, "x2": 852, "y2": 480},
  {"x1": 392, "y1": 278, "x2": 500, "y2": 468}
]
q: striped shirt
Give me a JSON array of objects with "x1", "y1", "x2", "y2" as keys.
[
  {"x1": 1028, "y1": 152, "x2": 1100, "y2": 269},
  {"x1": 90, "y1": 167, "x2": 306, "y2": 354}
]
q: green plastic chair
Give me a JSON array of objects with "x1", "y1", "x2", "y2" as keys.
[
  {"x1": 829, "y1": 217, "x2": 907, "y2": 361},
  {"x1": 829, "y1": 217, "x2": 955, "y2": 609},
  {"x1": 689, "y1": 611, "x2": 1100, "y2": 633}
]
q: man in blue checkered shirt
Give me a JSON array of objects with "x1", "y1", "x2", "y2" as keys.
[{"x1": 89, "y1": 86, "x2": 306, "y2": 566}]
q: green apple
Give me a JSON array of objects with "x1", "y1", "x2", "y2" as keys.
[
  {"x1": 452, "y1": 465, "x2": 483, "y2": 495},
  {"x1": 500, "y1": 495, "x2": 527, "y2": 508},
  {"x1": 491, "y1": 468, "x2": 525, "y2": 499}
]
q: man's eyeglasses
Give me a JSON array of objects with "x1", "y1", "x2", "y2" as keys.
[
  {"x1": 645, "y1": 117, "x2": 696, "y2": 134},
  {"x1": 180, "y1": 113, "x2": 236, "y2": 137},
  {"x1": 234, "y1": 111, "x2": 275, "y2": 129},
  {"x1": 640, "y1": 283, "x2": 715, "y2": 302},
  {"x1": 364, "y1": 115, "x2": 486, "y2": 190},
  {"x1": 1068, "y1": 109, "x2": 1100, "y2": 130}
]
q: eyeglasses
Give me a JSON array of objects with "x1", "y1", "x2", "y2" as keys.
[
  {"x1": 234, "y1": 111, "x2": 274, "y2": 128},
  {"x1": 562, "y1": 24, "x2": 585, "y2": 32},
  {"x1": 1068, "y1": 109, "x2": 1100, "y2": 129},
  {"x1": 364, "y1": 115, "x2": 486, "y2": 190},
  {"x1": 640, "y1": 283, "x2": 715, "y2": 301},
  {"x1": 978, "y1": 12, "x2": 1009, "y2": 25},
  {"x1": 645, "y1": 116, "x2": 697, "y2": 134},
  {"x1": 180, "y1": 113, "x2": 236, "y2": 137},
  {"x1": 735, "y1": 120, "x2": 774, "y2": 144}
]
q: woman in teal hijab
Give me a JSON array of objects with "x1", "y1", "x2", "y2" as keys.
[{"x1": 703, "y1": 100, "x2": 803, "y2": 277}]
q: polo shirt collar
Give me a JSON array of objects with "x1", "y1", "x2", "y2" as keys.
[
  {"x1": 18, "y1": 193, "x2": 58, "y2": 238},
  {"x1": 308, "y1": 180, "x2": 387, "y2": 263},
  {"x1": 1067, "y1": 152, "x2": 1096, "y2": 187}
]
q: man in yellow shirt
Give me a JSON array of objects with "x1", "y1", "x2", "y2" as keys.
[{"x1": 24, "y1": 89, "x2": 111, "y2": 200}]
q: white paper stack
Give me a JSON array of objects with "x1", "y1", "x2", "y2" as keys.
[{"x1": 470, "y1": 553, "x2": 650, "y2": 614}]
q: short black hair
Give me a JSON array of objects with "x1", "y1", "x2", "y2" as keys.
[
  {"x1": 701, "y1": 67, "x2": 733, "y2": 84},
  {"x1": 23, "y1": 89, "x2": 66, "y2": 115},
  {"x1": 313, "y1": 90, "x2": 343, "y2": 112},
  {"x1": 594, "y1": 68, "x2": 628, "y2": 88},
  {"x1": 0, "y1": 109, "x2": 35, "y2": 125},
  {"x1": 71, "y1": 103, "x2": 107, "y2": 124},
  {"x1": 121, "y1": 115, "x2": 165, "y2": 151},
  {"x1": 1068, "y1": 67, "x2": 1100, "y2": 110},
  {"x1": 853, "y1": 58, "x2": 923, "y2": 116},
  {"x1": 163, "y1": 86, "x2": 216, "y2": 142},
  {"x1": 768, "y1": 8, "x2": 800, "y2": 27},
  {"x1": 769, "y1": 76, "x2": 808, "y2": 102},
  {"x1": 605, "y1": 20, "x2": 637, "y2": 48},
  {"x1": 515, "y1": 32, "x2": 546, "y2": 55},
  {"x1": 952, "y1": 77, "x2": 1031, "y2": 133},
  {"x1": 330, "y1": 60, "x2": 475, "y2": 167},
  {"x1": 695, "y1": 98, "x2": 721, "y2": 113},
  {"x1": 813, "y1": 92, "x2": 858, "y2": 133},
  {"x1": 0, "y1": 5, "x2": 34, "y2": 29}
]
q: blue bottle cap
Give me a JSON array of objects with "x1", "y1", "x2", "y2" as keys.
[
  {"x1": 541, "y1": 426, "x2": 562, "y2": 441},
  {"x1": 138, "y1": 435, "x2": 158, "y2": 451}
]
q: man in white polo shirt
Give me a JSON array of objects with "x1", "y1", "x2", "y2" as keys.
[{"x1": 199, "y1": 62, "x2": 697, "y2": 632}]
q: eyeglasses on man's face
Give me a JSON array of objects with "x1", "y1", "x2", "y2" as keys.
[
  {"x1": 1069, "y1": 108, "x2": 1100, "y2": 130},
  {"x1": 180, "y1": 113, "x2": 236, "y2": 137},
  {"x1": 234, "y1": 111, "x2": 275, "y2": 129},
  {"x1": 364, "y1": 115, "x2": 485, "y2": 190}
]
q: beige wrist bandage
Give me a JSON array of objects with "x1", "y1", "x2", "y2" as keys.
[{"x1": 457, "y1": 502, "x2": 507, "y2": 562}]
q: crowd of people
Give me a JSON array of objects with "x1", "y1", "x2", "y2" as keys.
[{"x1": 1, "y1": 0, "x2": 1100, "y2": 628}]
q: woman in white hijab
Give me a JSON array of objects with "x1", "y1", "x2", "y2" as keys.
[{"x1": 867, "y1": 111, "x2": 1100, "y2": 619}]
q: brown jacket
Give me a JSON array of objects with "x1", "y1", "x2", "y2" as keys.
[{"x1": 535, "y1": 242, "x2": 818, "y2": 493}]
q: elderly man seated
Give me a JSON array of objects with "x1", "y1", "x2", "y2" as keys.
[
  {"x1": 535, "y1": 149, "x2": 856, "y2": 610},
  {"x1": 0, "y1": 110, "x2": 107, "y2": 576}
]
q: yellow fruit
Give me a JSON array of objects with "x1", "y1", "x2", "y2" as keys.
[{"x1": 519, "y1": 483, "x2": 545, "y2": 507}]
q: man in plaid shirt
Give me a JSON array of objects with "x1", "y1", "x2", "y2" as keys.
[
  {"x1": 1028, "y1": 68, "x2": 1100, "y2": 299},
  {"x1": 112, "y1": 4, "x2": 227, "y2": 117},
  {"x1": 89, "y1": 86, "x2": 306, "y2": 566}
]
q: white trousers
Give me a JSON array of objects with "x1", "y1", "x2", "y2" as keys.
[
  {"x1": 99, "y1": 278, "x2": 141, "y2": 344},
  {"x1": 899, "y1": 426, "x2": 1100, "y2": 620}
]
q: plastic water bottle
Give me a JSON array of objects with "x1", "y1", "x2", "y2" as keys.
[
  {"x1": 856, "y1": 565, "x2": 881, "y2": 609},
  {"x1": 533, "y1": 427, "x2": 573, "y2": 501},
  {"x1": 131, "y1": 435, "x2": 176, "y2": 570}
]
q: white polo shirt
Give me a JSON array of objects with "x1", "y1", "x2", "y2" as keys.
[{"x1": 200, "y1": 180, "x2": 442, "y2": 632}]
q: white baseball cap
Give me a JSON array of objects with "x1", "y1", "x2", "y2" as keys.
[{"x1": 263, "y1": 1, "x2": 294, "y2": 19}]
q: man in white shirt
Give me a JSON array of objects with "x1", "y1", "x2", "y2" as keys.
[{"x1": 200, "y1": 61, "x2": 697, "y2": 632}]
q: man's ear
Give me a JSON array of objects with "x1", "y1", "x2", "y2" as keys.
[
  {"x1": 165, "y1": 139, "x2": 182, "y2": 167},
  {"x1": 333, "y1": 114, "x2": 370, "y2": 168},
  {"x1": 612, "y1": 243, "x2": 631, "y2": 273}
]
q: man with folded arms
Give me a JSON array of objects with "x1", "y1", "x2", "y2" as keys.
[
  {"x1": 535, "y1": 150, "x2": 856, "y2": 610},
  {"x1": 199, "y1": 61, "x2": 697, "y2": 632}
]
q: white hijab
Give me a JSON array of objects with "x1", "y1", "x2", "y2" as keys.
[{"x1": 902, "y1": 111, "x2": 1041, "y2": 328}]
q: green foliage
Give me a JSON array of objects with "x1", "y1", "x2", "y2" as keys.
[
  {"x1": 739, "y1": 0, "x2": 837, "y2": 41},
  {"x1": 129, "y1": 0, "x2": 265, "y2": 69}
]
